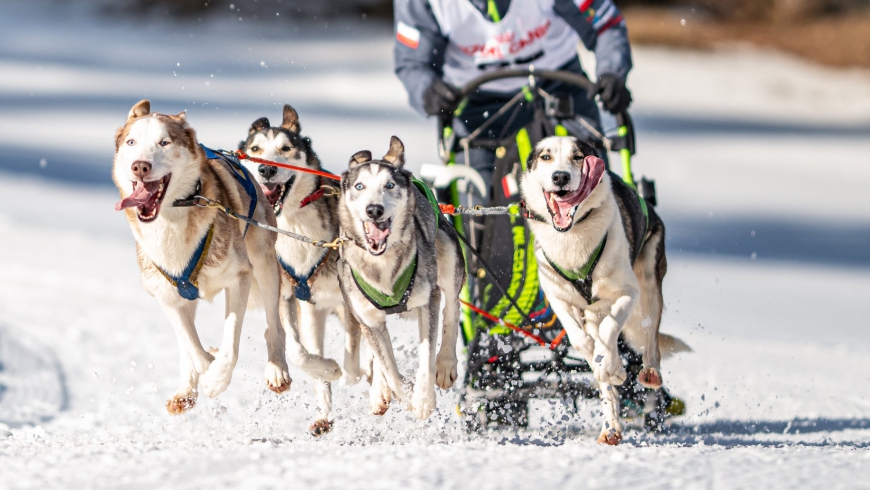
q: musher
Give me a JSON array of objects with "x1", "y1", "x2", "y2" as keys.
[{"x1": 393, "y1": 0, "x2": 633, "y2": 182}]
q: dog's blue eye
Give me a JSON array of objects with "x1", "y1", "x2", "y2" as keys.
[
  {"x1": 159, "y1": 140, "x2": 170, "y2": 147},
  {"x1": 354, "y1": 183, "x2": 364, "y2": 190},
  {"x1": 541, "y1": 154, "x2": 550, "y2": 161},
  {"x1": 126, "y1": 139, "x2": 135, "y2": 146},
  {"x1": 250, "y1": 146, "x2": 260, "y2": 152},
  {"x1": 385, "y1": 182, "x2": 395, "y2": 190}
]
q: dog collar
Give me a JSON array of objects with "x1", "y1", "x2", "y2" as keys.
[
  {"x1": 542, "y1": 234, "x2": 607, "y2": 304},
  {"x1": 172, "y1": 180, "x2": 203, "y2": 208},
  {"x1": 201, "y1": 145, "x2": 258, "y2": 237},
  {"x1": 351, "y1": 254, "x2": 418, "y2": 314},
  {"x1": 154, "y1": 224, "x2": 215, "y2": 301},
  {"x1": 278, "y1": 249, "x2": 330, "y2": 302}
]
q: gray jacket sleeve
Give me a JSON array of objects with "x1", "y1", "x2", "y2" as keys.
[
  {"x1": 552, "y1": 0, "x2": 633, "y2": 81},
  {"x1": 393, "y1": 0, "x2": 448, "y2": 116}
]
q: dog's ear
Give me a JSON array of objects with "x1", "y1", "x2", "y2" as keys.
[
  {"x1": 249, "y1": 117, "x2": 270, "y2": 135},
  {"x1": 127, "y1": 99, "x2": 150, "y2": 121},
  {"x1": 340, "y1": 170, "x2": 351, "y2": 192},
  {"x1": 382, "y1": 136, "x2": 404, "y2": 168},
  {"x1": 281, "y1": 105, "x2": 300, "y2": 133},
  {"x1": 349, "y1": 150, "x2": 372, "y2": 169},
  {"x1": 526, "y1": 148, "x2": 542, "y2": 171}
]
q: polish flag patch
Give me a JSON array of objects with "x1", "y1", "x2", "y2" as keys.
[{"x1": 397, "y1": 21, "x2": 420, "y2": 49}]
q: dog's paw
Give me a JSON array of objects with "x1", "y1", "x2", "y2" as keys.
[
  {"x1": 596, "y1": 429, "x2": 622, "y2": 446},
  {"x1": 435, "y1": 354, "x2": 458, "y2": 390},
  {"x1": 309, "y1": 419, "x2": 332, "y2": 437},
  {"x1": 593, "y1": 346, "x2": 627, "y2": 386},
  {"x1": 199, "y1": 356, "x2": 235, "y2": 398},
  {"x1": 638, "y1": 367, "x2": 663, "y2": 389},
  {"x1": 301, "y1": 355, "x2": 342, "y2": 382},
  {"x1": 264, "y1": 361, "x2": 292, "y2": 393},
  {"x1": 410, "y1": 385, "x2": 436, "y2": 421},
  {"x1": 369, "y1": 369, "x2": 392, "y2": 416},
  {"x1": 165, "y1": 391, "x2": 197, "y2": 414},
  {"x1": 339, "y1": 371, "x2": 363, "y2": 386}
]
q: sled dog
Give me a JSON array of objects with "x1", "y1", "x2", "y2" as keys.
[
  {"x1": 337, "y1": 136, "x2": 465, "y2": 419},
  {"x1": 520, "y1": 136, "x2": 689, "y2": 444},
  {"x1": 238, "y1": 105, "x2": 360, "y2": 435},
  {"x1": 112, "y1": 100, "x2": 333, "y2": 414}
]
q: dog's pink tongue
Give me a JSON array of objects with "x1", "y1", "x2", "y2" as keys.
[
  {"x1": 365, "y1": 223, "x2": 391, "y2": 241},
  {"x1": 115, "y1": 184, "x2": 153, "y2": 211}
]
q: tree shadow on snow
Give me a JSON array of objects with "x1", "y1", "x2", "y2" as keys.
[
  {"x1": 0, "y1": 324, "x2": 70, "y2": 429},
  {"x1": 641, "y1": 417, "x2": 870, "y2": 448},
  {"x1": 482, "y1": 417, "x2": 870, "y2": 449}
]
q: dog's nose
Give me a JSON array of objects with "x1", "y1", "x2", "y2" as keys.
[
  {"x1": 366, "y1": 204, "x2": 384, "y2": 220},
  {"x1": 552, "y1": 171, "x2": 571, "y2": 187},
  {"x1": 258, "y1": 164, "x2": 277, "y2": 179},
  {"x1": 131, "y1": 161, "x2": 151, "y2": 180}
]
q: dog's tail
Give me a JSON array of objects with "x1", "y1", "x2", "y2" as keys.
[{"x1": 658, "y1": 333, "x2": 691, "y2": 359}]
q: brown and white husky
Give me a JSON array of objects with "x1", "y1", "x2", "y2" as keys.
[{"x1": 112, "y1": 100, "x2": 338, "y2": 414}]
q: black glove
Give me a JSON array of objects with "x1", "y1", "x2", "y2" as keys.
[
  {"x1": 589, "y1": 73, "x2": 632, "y2": 114},
  {"x1": 423, "y1": 78, "x2": 461, "y2": 117}
]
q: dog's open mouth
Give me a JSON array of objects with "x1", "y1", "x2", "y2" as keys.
[
  {"x1": 262, "y1": 179, "x2": 291, "y2": 215},
  {"x1": 363, "y1": 219, "x2": 391, "y2": 255},
  {"x1": 115, "y1": 173, "x2": 171, "y2": 222},
  {"x1": 543, "y1": 156, "x2": 607, "y2": 232},
  {"x1": 544, "y1": 188, "x2": 585, "y2": 232}
]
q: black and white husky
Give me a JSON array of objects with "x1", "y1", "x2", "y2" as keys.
[
  {"x1": 337, "y1": 137, "x2": 465, "y2": 419},
  {"x1": 520, "y1": 136, "x2": 689, "y2": 445},
  {"x1": 239, "y1": 105, "x2": 358, "y2": 435}
]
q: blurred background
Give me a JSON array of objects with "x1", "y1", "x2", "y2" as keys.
[{"x1": 0, "y1": 0, "x2": 869, "y2": 486}]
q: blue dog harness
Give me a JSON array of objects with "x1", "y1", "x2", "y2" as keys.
[
  {"x1": 201, "y1": 145, "x2": 258, "y2": 237},
  {"x1": 155, "y1": 224, "x2": 215, "y2": 301},
  {"x1": 152, "y1": 146, "x2": 260, "y2": 301},
  {"x1": 278, "y1": 250, "x2": 331, "y2": 302}
]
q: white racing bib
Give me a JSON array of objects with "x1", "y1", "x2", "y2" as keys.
[{"x1": 429, "y1": 0, "x2": 580, "y2": 93}]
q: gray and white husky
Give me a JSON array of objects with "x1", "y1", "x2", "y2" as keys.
[
  {"x1": 520, "y1": 136, "x2": 689, "y2": 445},
  {"x1": 239, "y1": 105, "x2": 359, "y2": 436},
  {"x1": 337, "y1": 136, "x2": 465, "y2": 420}
]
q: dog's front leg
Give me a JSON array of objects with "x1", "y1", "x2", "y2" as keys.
[
  {"x1": 339, "y1": 304, "x2": 363, "y2": 386},
  {"x1": 299, "y1": 302, "x2": 333, "y2": 436},
  {"x1": 279, "y1": 294, "x2": 341, "y2": 383},
  {"x1": 584, "y1": 292, "x2": 635, "y2": 386},
  {"x1": 158, "y1": 299, "x2": 212, "y2": 414},
  {"x1": 359, "y1": 318, "x2": 411, "y2": 407},
  {"x1": 434, "y1": 288, "x2": 459, "y2": 390},
  {"x1": 411, "y1": 289, "x2": 440, "y2": 420},
  {"x1": 199, "y1": 271, "x2": 250, "y2": 398},
  {"x1": 596, "y1": 379, "x2": 624, "y2": 445}
]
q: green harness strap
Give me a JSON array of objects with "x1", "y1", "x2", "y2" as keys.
[
  {"x1": 412, "y1": 178, "x2": 440, "y2": 228},
  {"x1": 543, "y1": 234, "x2": 607, "y2": 304},
  {"x1": 351, "y1": 255, "x2": 418, "y2": 313}
]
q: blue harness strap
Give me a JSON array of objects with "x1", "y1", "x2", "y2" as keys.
[
  {"x1": 278, "y1": 250, "x2": 330, "y2": 302},
  {"x1": 201, "y1": 145, "x2": 258, "y2": 237},
  {"x1": 155, "y1": 224, "x2": 215, "y2": 301}
]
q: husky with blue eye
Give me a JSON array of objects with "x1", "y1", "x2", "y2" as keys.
[
  {"x1": 112, "y1": 100, "x2": 297, "y2": 414},
  {"x1": 239, "y1": 105, "x2": 358, "y2": 436},
  {"x1": 337, "y1": 136, "x2": 465, "y2": 420},
  {"x1": 520, "y1": 136, "x2": 689, "y2": 445}
]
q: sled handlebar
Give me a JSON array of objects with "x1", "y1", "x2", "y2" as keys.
[
  {"x1": 457, "y1": 67, "x2": 632, "y2": 129},
  {"x1": 454, "y1": 66, "x2": 635, "y2": 154}
]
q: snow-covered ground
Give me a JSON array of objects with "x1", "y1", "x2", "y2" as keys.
[{"x1": 1, "y1": 1, "x2": 869, "y2": 487}]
